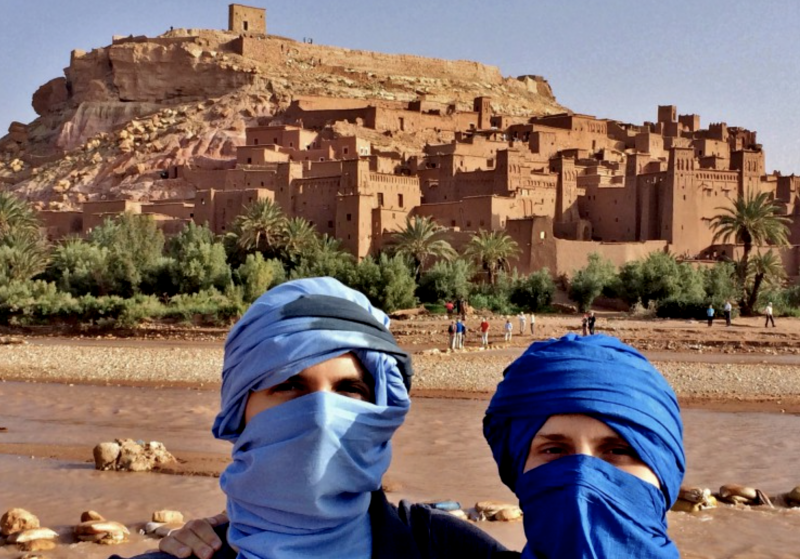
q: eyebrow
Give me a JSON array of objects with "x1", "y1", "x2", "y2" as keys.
[{"x1": 534, "y1": 433, "x2": 628, "y2": 445}]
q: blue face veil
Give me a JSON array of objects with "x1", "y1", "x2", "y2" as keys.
[
  {"x1": 213, "y1": 277, "x2": 412, "y2": 559},
  {"x1": 484, "y1": 334, "x2": 685, "y2": 559}
]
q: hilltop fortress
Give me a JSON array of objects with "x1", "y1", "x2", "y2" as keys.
[{"x1": 2, "y1": 4, "x2": 800, "y2": 277}]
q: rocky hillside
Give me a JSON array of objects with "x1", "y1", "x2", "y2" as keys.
[{"x1": 0, "y1": 27, "x2": 567, "y2": 210}]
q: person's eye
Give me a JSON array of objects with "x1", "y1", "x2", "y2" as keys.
[
  {"x1": 539, "y1": 444, "x2": 568, "y2": 457},
  {"x1": 269, "y1": 380, "x2": 303, "y2": 393},
  {"x1": 336, "y1": 381, "x2": 373, "y2": 401},
  {"x1": 603, "y1": 444, "x2": 638, "y2": 462}
]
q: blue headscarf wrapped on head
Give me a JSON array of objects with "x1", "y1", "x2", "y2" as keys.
[
  {"x1": 214, "y1": 277, "x2": 412, "y2": 559},
  {"x1": 484, "y1": 333, "x2": 685, "y2": 559}
]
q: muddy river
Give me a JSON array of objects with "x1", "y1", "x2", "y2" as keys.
[{"x1": 1, "y1": 381, "x2": 799, "y2": 558}]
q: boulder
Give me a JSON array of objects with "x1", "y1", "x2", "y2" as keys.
[
  {"x1": 93, "y1": 439, "x2": 176, "y2": 472},
  {"x1": 152, "y1": 510, "x2": 184, "y2": 524},
  {"x1": 80, "y1": 511, "x2": 106, "y2": 522},
  {"x1": 93, "y1": 442, "x2": 121, "y2": 470},
  {"x1": 74, "y1": 520, "x2": 130, "y2": 545},
  {"x1": 1, "y1": 508, "x2": 40, "y2": 536}
]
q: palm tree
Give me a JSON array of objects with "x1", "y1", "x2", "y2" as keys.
[
  {"x1": 746, "y1": 250, "x2": 785, "y2": 312},
  {"x1": 280, "y1": 217, "x2": 319, "y2": 267},
  {"x1": 386, "y1": 216, "x2": 457, "y2": 280},
  {"x1": 464, "y1": 230, "x2": 520, "y2": 285},
  {"x1": 710, "y1": 190, "x2": 789, "y2": 313},
  {"x1": 0, "y1": 192, "x2": 40, "y2": 244},
  {"x1": 231, "y1": 198, "x2": 287, "y2": 256},
  {"x1": 0, "y1": 231, "x2": 49, "y2": 282}
]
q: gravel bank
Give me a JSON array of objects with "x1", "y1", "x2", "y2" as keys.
[{"x1": 2, "y1": 344, "x2": 800, "y2": 404}]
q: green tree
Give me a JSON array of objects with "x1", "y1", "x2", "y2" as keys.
[
  {"x1": 511, "y1": 269, "x2": 556, "y2": 312},
  {"x1": 417, "y1": 258, "x2": 475, "y2": 303},
  {"x1": 703, "y1": 261, "x2": 738, "y2": 304},
  {"x1": 234, "y1": 253, "x2": 285, "y2": 303},
  {"x1": 567, "y1": 253, "x2": 616, "y2": 312},
  {"x1": 89, "y1": 212, "x2": 165, "y2": 296},
  {"x1": 746, "y1": 249, "x2": 785, "y2": 311},
  {"x1": 280, "y1": 217, "x2": 319, "y2": 268},
  {"x1": 350, "y1": 253, "x2": 417, "y2": 312},
  {"x1": 230, "y1": 198, "x2": 287, "y2": 258},
  {"x1": 0, "y1": 192, "x2": 40, "y2": 243},
  {"x1": 45, "y1": 237, "x2": 109, "y2": 295},
  {"x1": 464, "y1": 230, "x2": 520, "y2": 285},
  {"x1": 710, "y1": 190, "x2": 790, "y2": 314},
  {"x1": 386, "y1": 216, "x2": 456, "y2": 280},
  {"x1": 166, "y1": 222, "x2": 231, "y2": 294},
  {"x1": 290, "y1": 234, "x2": 356, "y2": 283},
  {"x1": 0, "y1": 234, "x2": 50, "y2": 284},
  {"x1": 0, "y1": 193, "x2": 49, "y2": 285}
]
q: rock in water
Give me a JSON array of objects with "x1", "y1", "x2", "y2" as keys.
[
  {"x1": 1, "y1": 508, "x2": 40, "y2": 536},
  {"x1": 80, "y1": 510, "x2": 106, "y2": 522},
  {"x1": 74, "y1": 520, "x2": 130, "y2": 545},
  {"x1": 93, "y1": 439, "x2": 176, "y2": 472},
  {"x1": 93, "y1": 442, "x2": 121, "y2": 470},
  {"x1": 152, "y1": 510, "x2": 184, "y2": 524}
]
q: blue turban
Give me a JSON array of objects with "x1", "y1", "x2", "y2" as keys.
[
  {"x1": 212, "y1": 276, "x2": 411, "y2": 441},
  {"x1": 484, "y1": 334, "x2": 685, "y2": 558},
  {"x1": 213, "y1": 277, "x2": 411, "y2": 559}
]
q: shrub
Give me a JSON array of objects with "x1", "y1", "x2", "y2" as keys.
[
  {"x1": 235, "y1": 254, "x2": 285, "y2": 303},
  {"x1": 417, "y1": 258, "x2": 475, "y2": 304},
  {"x1": 510, "y1": 269, "x2": 556, "y2": 312},
  {"x1": 567, "y1": 253, "x2": 616, "y2": 312},
  {"x1": 349, "y1": 254, "x2": 417, "y2": 313}
]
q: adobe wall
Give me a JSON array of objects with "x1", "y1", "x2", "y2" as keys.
[
  {"x1": 553, "y1": 239, "x2": 668, "y2": 277},
  {"x1": 140, "y1": 202, "x2": 194, "y2": 220},
  {"x1": 212, "y1": 188, "x2": 274, "y2": 234},
  {"x1": 506, "y1": 216, "x2": 556, "y2": 275},
  {"x1": 228, "y1": 4, "x2": 266, "y2": 34},
  {"x1": 293, "y1": 178, "x2": 341, "y2": 235},
  {"x1": 336, "y1": 194, "x2": 374, "y2": 259},
  {"x1": 235, "y1": 36, "x2": 504, "y2": 87},
  {"x1": 582, "y1": 185, "x2": 637, "y2": 241},
  {"x1": 38, "y1": 210, "x2": 83, "y2": 240},
  {"x1": 182, "y1": 168, "x2": 229, "y2": 190}
]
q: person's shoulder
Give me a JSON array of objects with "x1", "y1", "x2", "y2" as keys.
[{"x1": 397, "y1": 500, "x2": 509, "y2": 558}]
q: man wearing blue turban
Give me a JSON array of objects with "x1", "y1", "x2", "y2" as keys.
[
  {"x1": 484, "y1": 333, "x2": 686, "y2": 558},
  {"x1": 118, "y1": 277, "x2": 506, "y2": 559}
]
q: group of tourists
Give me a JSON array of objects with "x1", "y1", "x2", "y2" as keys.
[
  {"x1": 116, "y1": 276, "x2": 686, "y2": 559},
  {"x1": 450, "y1": 312, "x2": 539, "y2": 350},
  {"x1": 706, "y1": 300, "x2": 777, "y2": 328}
]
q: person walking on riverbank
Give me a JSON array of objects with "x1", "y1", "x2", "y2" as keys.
[
  {"x1": 448, "y1": 321, "x2": 457, "y2": 350},
  {"x1": 706, "y1": 304, "x2": 715, "y2": 327},
  {"x1": 765, "y1": 302, "x2": 776, "y2": 327},
  {"x1": 587, "y1": 311, "x2": 596, "y2": 335},
  {"x1": 518, "y1": 312, "x2": 526, "y2": 335},
  {"x1": 504, "y1": 318, "x2": 513, "y2": 342},
  {"x1": 529, "y1": 313, "x2": 536, "y2": 337},
  {"x1": 480, "y1": 317, "x2": 490, "y2": 348},
  {"x1": 581, "y1": 313, "x2": 589, "y2": 336},
  {"x1": 724, "y1": 300, "x2": 732, "y2": 327}
]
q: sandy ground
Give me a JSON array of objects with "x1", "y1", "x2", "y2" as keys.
[{"x1": 1, "y1": 313, "x2": 800, "y2": 557}]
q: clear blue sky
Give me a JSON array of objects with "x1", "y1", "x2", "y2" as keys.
[{"x1": 2, "y1": 0, "x2": 799, "y2": 173}]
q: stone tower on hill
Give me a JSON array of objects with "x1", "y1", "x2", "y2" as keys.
[{"x1": 228, "y1": 3, "x2": 266, "y2": 34}]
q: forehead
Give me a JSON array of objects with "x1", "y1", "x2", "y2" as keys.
[
  {"x1": 536, "y1": 414, "x2": 621, "y2": 439},
  {"x1": 294, "y1": 353, "x2": 366, "y2": 381}
]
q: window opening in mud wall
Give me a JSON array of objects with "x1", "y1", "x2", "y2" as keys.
[
  {"x1": 243, "y1": 21, "x2": 249, "y2": 31},
  {"x1": 398, "y1": 194, "x2": 404, "y2": 208},
  {"x1": 378, "y1": 193, "x2": 384, "y2": 206}
]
